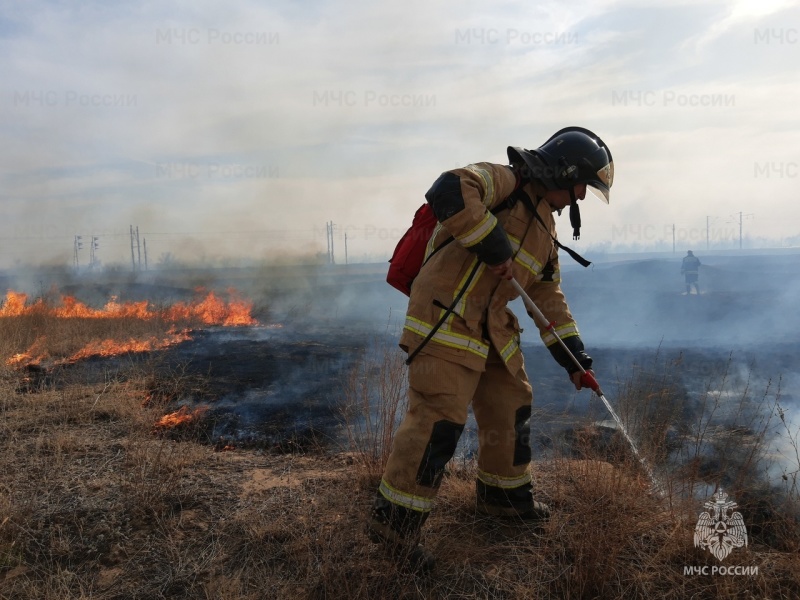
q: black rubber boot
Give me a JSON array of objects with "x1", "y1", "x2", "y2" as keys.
[
  {"x1": 367, "y1": 491, "x2": 435, "y2": 575},
  {"x1": 476, "y1": 479, "x2": 551, "y2": 523},
  {"x1": 515, "y1": 499, "x2": 552, "y2": 522},
  {"x1": 387, "y1": 540, "x2": 436, "y2": 575}
]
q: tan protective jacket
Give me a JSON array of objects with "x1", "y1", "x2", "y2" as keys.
[{"x1": 399, "y1": 162, "x2": 581, "y2": 375}]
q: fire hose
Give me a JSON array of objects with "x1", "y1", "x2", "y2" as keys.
[{"x1": 509, "y1": 278, "x2": 664, "y2": 497}]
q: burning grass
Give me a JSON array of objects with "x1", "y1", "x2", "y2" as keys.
[
  {"x1": 1, "y1": 321, "x2": 800, "y2": 598},
  {"x1": 0, "y1": 289, "x2": 256, "y2": 373}
]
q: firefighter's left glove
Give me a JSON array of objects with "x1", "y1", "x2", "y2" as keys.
[
  {"x1": 472, "y1": 228, "x2": 513, "y2": 270},
  {"x1": 548, "y1": 335, "x2": 593, "y2": 376}
]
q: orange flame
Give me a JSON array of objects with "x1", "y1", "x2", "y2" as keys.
[
  {"x1": 163, "y1": 290, "x2": 257, "y2": 326},
  {"x1": 2, "y1": 289, "x2": 259, "y2": 368},
  {"x1": 154, "y1": 405, "x2": 209, "y2": 429},
  {"x1": 62, "y1": 329, "x2": 192, "y2": 363},
  {"x1": 6, "y1": 336, "x2": 49, "y2": 368},
  {"x1": 0, "y1": 291, "x2": 37, "y2": 316},
  {"x1": 8, "y1": 352, "x2": 39, "y2": 368},
  {"x1": 1, "y1": 289, "x2": 257, "y2": 325}
]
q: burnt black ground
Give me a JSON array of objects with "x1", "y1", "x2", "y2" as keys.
[
  {"x1": 147, "y1": 325, "x2": 372, "y2": 451},
  {"x1": 89, "y1": 321, "x2": 794, "y2": 464},
  {"x1": 7, "y1": 252, "x2": 800, "y2": 464}
]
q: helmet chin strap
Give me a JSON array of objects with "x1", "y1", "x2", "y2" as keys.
[{"x1": 568, "y1": 187, "x2": 581, "y2": 239}]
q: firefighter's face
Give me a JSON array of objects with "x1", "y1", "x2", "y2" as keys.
[{"x1": 544, "y1": 184, "x2": 587, "y2": 211}]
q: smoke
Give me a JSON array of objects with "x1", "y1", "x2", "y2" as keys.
[
  {"x1": 559, "y1": 252, "x2": 800, "y2": 348},
  {"x1": 0, "y1": 254, "x2": 766, "y2": 514},
  {"x1": 7, "y1": 247, "x2": 797, "y2": 497},
  {"x1": 6, "y1": 249, "x2": 800, "y2": 349}
]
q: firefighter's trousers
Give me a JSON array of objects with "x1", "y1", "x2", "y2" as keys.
[{"x1": 370, "y1": 345, "x2": 535, "y2": 542}]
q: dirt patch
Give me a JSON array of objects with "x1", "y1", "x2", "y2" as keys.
[{"x1": 239, "y1": 454, "x2": 349, "y2": 496}]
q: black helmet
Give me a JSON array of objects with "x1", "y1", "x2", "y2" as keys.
[{"x1": 508, "y1": 126, "x2": 614, "y2": 204}]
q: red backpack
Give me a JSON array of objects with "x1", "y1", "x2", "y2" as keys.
[
  {"x1": 386, "y1": 196, "x2": 513, "y2": 296},
  {"x1": 386, "y1": 203, "x2": 439, "y2": 296},
  {"x1": 386, "y1": 190, "x2": 590, "y2": 297}
]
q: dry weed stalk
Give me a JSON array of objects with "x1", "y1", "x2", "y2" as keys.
[{"x1": 338, "y1": 337, "x2": 408, "y2": 475}]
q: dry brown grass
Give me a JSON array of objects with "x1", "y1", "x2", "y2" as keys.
[
  {"x1": 0, "y1": 289, "x2": 251, "y2": 370},
  {"x1": 1, "y1": 310, "x2": 800, "y2": 599},
  {"x1": 0, "y1": 312, "x2": 176, "y2": 365},
  {"x1": 338, "y1": 338, "x2": 408, "y2": 477}
]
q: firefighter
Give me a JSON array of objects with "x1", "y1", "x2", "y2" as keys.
[
  {"x1": 681, "y1": 250, "x2": 701, "y2": 294},
  {"x1": 367, "y1": 127, "x2": 614, "y2": 573}
]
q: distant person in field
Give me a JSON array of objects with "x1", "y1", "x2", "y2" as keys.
[
  {"x1": 681, "y1": 250, "x2": 701, "y2": 294},
  {"x1": 367, "y1": 127, "x2": 614, "y2": 574}
]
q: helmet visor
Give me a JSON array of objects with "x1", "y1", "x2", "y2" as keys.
[
  {"x1": 587, "y1": 185, "x2": 609, "y2": 204},
  {"x1": 587, "y1": 160, "x2": 613, "y2": 204}
]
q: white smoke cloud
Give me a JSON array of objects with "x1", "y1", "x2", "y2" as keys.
[{"x1": 1, "y1": 0, "x2": 800, "y2": 268}]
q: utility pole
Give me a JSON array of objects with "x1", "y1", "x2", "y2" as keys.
[
  {"x1": 143, "y1": 238, "x2": 148, "y2": 270},
  {"x1": 130, "y1": 225, "x2": 136, "y2": 271},
  {"x1": 326, "y1": 221, "x2": 331, "y2": 264},
  {"x1": 90, "y1": 235, "x2": 99, "y2": 268},
  {"x1": 136, "y1": 226, "x2": 141, "y2": 269},
  {"x1": 73, "y1": 235, "x2": 83, "y2": 269},
  {"x1": 329, "y1": 221, "x2": 335, "y2": 264},
  {"x1": 730, "y1": 212, "x2": 754, "y2": 249},
  {"x1": 344, "y1": 232, "x2": 348, "y2": 265}
]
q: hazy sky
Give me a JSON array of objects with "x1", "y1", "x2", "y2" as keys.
[{"x1": 2, "y1": 0, "x2": 799, "y2": 267}]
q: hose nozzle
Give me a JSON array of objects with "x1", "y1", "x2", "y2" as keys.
[{"x1": 580, "y1": 371, "x2": 602, "y2": 396}]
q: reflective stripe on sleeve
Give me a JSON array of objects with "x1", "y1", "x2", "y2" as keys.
[
  {"x1": 379, "y1": 479, "x2": 433, "y2": 512},
  {"x1": 458, "y1": 212, "x2": 498, "y2": 248},
  {"x1": 464, "y1": 164, "x2": 495, "y2": 208},
  {"x1": 477, "y1": 469, "x2": 532, "y2": 489},
  {"x1": 541, "y1": 322, "x2": 579, "y2": 347}
]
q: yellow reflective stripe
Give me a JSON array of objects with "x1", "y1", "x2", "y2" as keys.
[
  {"x1": 453, "y1": 259, "x2": 485, "y2": 316},
  {"x1": 458, "y1": 213, "x2": 497, "y2": 248},
  {"x1": 514, "y1": 248, "x2": 543, "y2": 277},
  {"x1": 477, "y1": 469, "x2": 532, "y2": 489},
  {"x1": 404, "y1": 316, "x2": 489, "y2": 358},
  {"x1": 541, "y1": 322, "x2": 579, "y2": 346},
  {"x1": 499, "y1": 334, "x2": 520, "y2": 363},
  {"x1": 405, "y1": 315, "x2": 432, "y2": 336},
  {"x1": 465, "y1": 164, "x2": 495, "y2": 208},
  {"x1": 507, "y1": 234, "x2": 543, "y2": 277},
  {"x1": 424, "y1": 222, "x2": 446, "y2": 261},
  {"x1": 431, "y1": 326, "x2": 489, "y2": 358},
  {"x1": 379, "y1": 479, "x2": 433, "y2": 512}
]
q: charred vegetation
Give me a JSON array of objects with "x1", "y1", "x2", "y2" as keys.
[{"x1": 1, "y1": 264, "x2": 799, "y2": 598}]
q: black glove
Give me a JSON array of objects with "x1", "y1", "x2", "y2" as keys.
[{"x1": 548, "y1": 335, "x2": 593, "y2": 375}]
